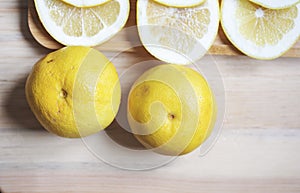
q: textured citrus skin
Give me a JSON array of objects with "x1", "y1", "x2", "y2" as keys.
[
  {"x1": 128, "y1": 64, "x2": 216, "y2": 156},
  {"x1": 26, "y1": 46, "x2": 121, "y2": 138}
]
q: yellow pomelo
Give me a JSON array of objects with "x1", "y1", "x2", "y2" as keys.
[
  {"x1": 221, "y1": 0, "x2": 300, "y2": 59},
  {"x1": 34, "y1": 0, "x2": 129, "y2": 46},
  {"x1": 26, "y1": 46, "x2": 121, "y2": 138},
  {"x1": 127, "y1": 64, "x2": 216, "y2": 156}
]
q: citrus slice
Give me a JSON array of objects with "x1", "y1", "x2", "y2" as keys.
[
  {"x1": 137, "y1": 0, "x2": 219, "y2": 65},
  {"x1": 34, "y1": 0, "x2": 130, "y2": 46},
  {"x1": 60, "y1": 0, "x2": 110, "y2": 7},
  {"x1": 249, "y1": 0, "x2": 300, "y2": 9},
  {"x1": 152, "y1": 0, "x2": 206, "y2": 8},
  {"x1": 221, "y1": 0, "x2": 300, "y2": 60}
]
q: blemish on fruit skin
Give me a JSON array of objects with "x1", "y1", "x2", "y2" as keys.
[
  {"x1": 60, "y1": 89, "x2": 68, "y2": 98},
  {"x1": 168, "y1": 113, "x2": 175, "y2": 120},
  {"x1": 142, "y1": 85, "x2": 149, "y2": 93},
  {"x1": 47, "y1": 59, "x2": 54, "y2": 63}
]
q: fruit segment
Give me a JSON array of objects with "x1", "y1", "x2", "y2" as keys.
[
  {"x1": 147, "y1": 1, "x2": 210, "y2": 40},
  {"x1": 237, "y1": 0, "x2": 297, "y2": 46}
]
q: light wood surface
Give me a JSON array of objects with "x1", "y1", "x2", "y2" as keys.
[
  {"x1": 28, "y1": 0, "x2": 300, "y2": 57},
  {"x1": 1, "y1": 0, "x2": 300, "y2": 193}
]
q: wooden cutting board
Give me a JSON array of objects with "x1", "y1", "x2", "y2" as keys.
[{"x1": 28, "y1": 0, "x2": 300, "y2": 57}]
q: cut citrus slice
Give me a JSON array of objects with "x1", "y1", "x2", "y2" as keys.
[
  {"x1": 221, "y1": 0, "x2": 300, "y2": 59},
  {"x1": 34, "y1": 0, "x2": 129, "y2": 46},
  {"x1": 152, "y1": 0, "x2": 206, "y2": 8},
  {"x1": 137, "y1": 0, "x2": 219, "y2": 65},
  {"x1": 60, "y1": 0, "x2": 110, "y2": 7},
  {"x1": 249, "y1": 0, "x2": 300, "y2": 9}
]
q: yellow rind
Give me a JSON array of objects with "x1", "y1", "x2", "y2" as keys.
[
  {"x1": 26, "y1": 46, "x2": 121, "y2": 138},
  {"x1": 128, "y1": 64, "x2": 216, "y2": 156}
]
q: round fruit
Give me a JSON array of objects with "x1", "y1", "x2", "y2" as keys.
[
  {"x1": 26, "y1": 46, "x2": 121, "y2": 138},
  {"x1": 221, "y1": 0, "x2": 300, "y2": 59},
  {"x1": 152, "y1": 0, "x2": 206, "y2": 8},
  {"x1": 249, "y1": 0, "x2": 300, "y2": 9},
  {"x1": 61, "y1": 0, "x2": 110, "y2": 7},
  {"x1": 136, "y1": 0, "x2": 219, "y2": 65},
  {"x1": 127, "y1": 64, "x2": 216, "y2": 156},
  {"x1": 34, "y1": 0, "x2": 130, "y2": 46}
]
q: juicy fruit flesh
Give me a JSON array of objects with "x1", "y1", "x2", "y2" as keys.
[
  {"x1": 146, "y1": 0, "x2": 210, "y2": 54},
  {"x1": 26, "y1": 47, "x2": 121, "y2": 138},
  {"x1": 237, "y1": 0, "x2": 298, "y2": 46},
  {"x1": 45, "y1": 0, "x2": 120, "y2": 37}
]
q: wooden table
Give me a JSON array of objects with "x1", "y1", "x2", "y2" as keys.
[{"x1": 1, "y1": 1, "x2": 300, "y2": 192}]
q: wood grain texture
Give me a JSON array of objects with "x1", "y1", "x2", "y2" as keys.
[
  {"x1": 0, "y1": 0, "x2": 300, "y2": 193},
  {"x1": 28, "y1": 0, "x2": 300, "y2": 57}
]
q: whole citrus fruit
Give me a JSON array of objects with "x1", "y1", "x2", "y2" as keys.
[
  {"x1": 127, "y1": 64, "x2": 216, "y2": 156},
  {"x1": 26, "y1": 46, "x2": 121, "y2": 138}
]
